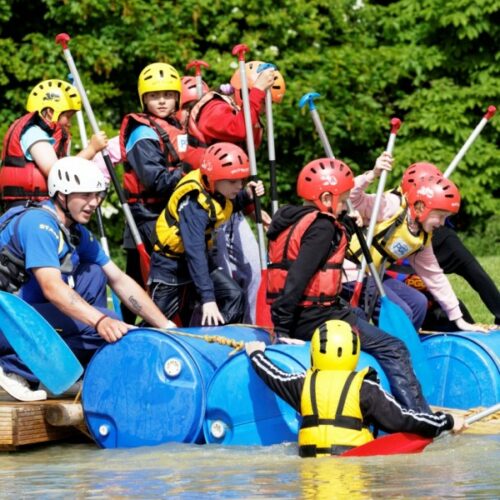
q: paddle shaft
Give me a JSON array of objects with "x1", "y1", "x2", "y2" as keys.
[
  {"x1": 232, "y1": 45, "x2": 267, "y2": 270},
  {"x1": 265, "y1": 90, "x2": 278, "y2": 215},
  {"x1": 55, "y1": 34, "x2": 151, "y2": 283},
  {"x1": 352, "y1": 119, "x2": 401, "y2": 306},
  {"x1": 443, "y1": 105, "x2": 496, "y2": 178}
]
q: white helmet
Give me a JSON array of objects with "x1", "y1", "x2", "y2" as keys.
[{"x1": 48, "y1": 157, "x2": 107, "y2": 197}]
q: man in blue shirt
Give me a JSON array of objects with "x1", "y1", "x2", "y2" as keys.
[{"x1": 0, "y1": 157, "x2": 175, "y2": 401}]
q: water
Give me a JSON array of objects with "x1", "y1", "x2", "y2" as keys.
[{"x1": 0, "y1": 434, "x2": 498, "y2": 498}]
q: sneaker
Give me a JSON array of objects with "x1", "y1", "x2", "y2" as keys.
[
  {"x1": 40, "y1": 379, "x2": 82, "y2": 399},
  {"x1": 0, "y1": 366, "x2": 47, "y2": 402}
]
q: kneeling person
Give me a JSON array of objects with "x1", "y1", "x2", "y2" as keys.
[
  {"x1": 0, "y1": 157, "x2": 175, "y2": 401},
  {"x1": 246, "y1": 320, "x2": 465, "y2": 457}
]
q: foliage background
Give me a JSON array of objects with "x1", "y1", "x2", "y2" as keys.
[{"x1": 0, "y1": 0, "x2": 498, "y2": 261}]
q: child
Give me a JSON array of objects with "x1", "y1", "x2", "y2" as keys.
[
  {"x1": 245, "y1": 320, "x2": 466, "y2": 457},
  {"x1": 119, "y1": 62, "x2": 201, "y2": 321},
  {"x1": 344, "y1": 158, "x2": 488, "y2": 333},
  {"x1": 149, "y1": 142, "x2": 264, "y2": 326},
  {"x1": 0, "y1": 79, "x2": 107, "y2": 210},
  {"x1": 266, "y1": 157, "x2": 430, "y2": 412},
  {"x1": 186, "y1": 61, "x2": 283, "y2": 322}
]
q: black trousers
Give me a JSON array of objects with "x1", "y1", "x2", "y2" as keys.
[{"x1": 150, "y1": 268, "x2": 246, "y2": 327}]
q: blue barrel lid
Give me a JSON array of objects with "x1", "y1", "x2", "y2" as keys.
[
  {"x1": 422, "y1": 331, "x2": 500, "y2": 410},
  {"x1": 83, "y1": 329, "x2": 209, "y2": 448}
]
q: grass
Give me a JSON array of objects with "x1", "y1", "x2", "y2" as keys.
[{"x1": 447, "y1": 255, "x2": 499, "y2": 325}]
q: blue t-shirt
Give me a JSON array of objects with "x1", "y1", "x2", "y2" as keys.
[
  {"x1": 0, "y1": 201, "x2": 109, "y2": 302},
  {"x1": 20, "y1": 125, "x2": 55, "y2": 161}
]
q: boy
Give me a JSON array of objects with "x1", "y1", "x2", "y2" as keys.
[
  {"x1": 150, "y1": 142, "x2": 264, "y2": 326},
  {"x1": 246, "y1": 320, "x2": 465, "y2": 457}
]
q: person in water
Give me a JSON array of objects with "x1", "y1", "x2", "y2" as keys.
[{"x1": 246, "y1": 319, "x2": 466, "y2": 457}]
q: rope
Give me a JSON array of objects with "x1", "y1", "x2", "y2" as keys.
[{"x1": 156, "y1": 327, "x2": 246, "y2": 356}]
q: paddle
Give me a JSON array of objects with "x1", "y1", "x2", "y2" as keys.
[
  {"x1": 232, "y1": 44, "x2": 272, "y2": 327},
  {"x1": 257, "y1": 62, "x2": 280, "y2": 216},
  {"x1": 55, "y1": 33, "x2": 151, "y2": 285},
  {"x1": 351, "y1": 220, "x2": 434, "y2": 393},
  {"x1": 443, "y1": 105, "x2": 496, "y2": 178},
  {"x1": 342, "y1": 402, "x2": 500, "y2": 457},
  {"x1": 350, "y1": 118, "x2": 402, "y2": 307},
  {"x1": 0, "y1": 291, "x2": 83, "y2": 395},
  {"x1": 299, "y1": 92, "x2": 433, "y2": 394},
  {"x1": 185, "y1": 60, "x2": 210, "y2": 100},
  {"x1": 67, "y1": 74, "x2": 123, "y2": 320}
]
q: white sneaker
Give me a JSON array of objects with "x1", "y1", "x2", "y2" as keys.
[
  {"x1": 0, "y1": 366, "x2": 47, "y2": 402},
  {"x1": 40, "y1": 379, "x2": 82, "y2": 399}
]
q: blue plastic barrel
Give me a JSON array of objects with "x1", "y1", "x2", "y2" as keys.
[
  {"x1": 82, "y1": 326, "x2": 270, "y2": 448},
  {"x1": 204, "y1": 343, "x2": 390, "y2": 446},
  {"x1": 422, "y1": 331, "x2": 500, "y2": 410}
]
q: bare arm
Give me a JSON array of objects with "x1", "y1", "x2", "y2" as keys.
[
  {"x1": 29, "y1": 141, "x2": 58, "y2": 177},
  {"x1": 32, "y1": 266, "x2": 129, "y2": 342},
  {"x1": 102, "y1": 260, "x2": 175, "y2": 328}
]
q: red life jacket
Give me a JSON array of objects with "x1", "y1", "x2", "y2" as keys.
[
  {"x1": 267, "y1": 211, "x2": 348, "y2": 307},
  {"x1": 0, "y1": 112, "x2": 70, "y2": 202},
  {"x1": 188, "y1": 91, "x2": 263, "y2": 149},
  {"x1": 120, "y1": 113, "x2": 196, "y2": 204}
]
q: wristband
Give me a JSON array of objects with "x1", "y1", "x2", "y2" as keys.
[{"x1": 94, "y1": 314, "x2": 108, "y2": 331}]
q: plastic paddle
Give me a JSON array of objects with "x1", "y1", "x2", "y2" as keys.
[
  {"x1": 443, "y1": 105, "x2": 496, "y2": 178},
  {"x1": 350, "y1": 118, "x2": 402, "y2": 307},
  {"x1": 0, "y1": 291, "x2": 83, "y2": 395},
  {"x1": 67, "y1": 74, "x2": 123, "y2": 319},
  {"x1": 232, "y1": 44, "x2": 272, "y2": 327},
  {"x1": 342, "y1": 402, "x2": 500, "y2": 457},
  {"x1": 56, "y1": 33, "x2": 151, "y2": 285},
  {"x1": 186, "y1": 60, "x2": 209, "y2": 99},
  {"x1": 257, "y1": 62, "x2": 279, "y2": 215},
  {"x1": 351, "y1": 220, "x2": 433, "y2": 394}
]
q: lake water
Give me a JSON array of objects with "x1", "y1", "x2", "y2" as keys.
[{"x1": 0, "y1": 433, "x2": 498, "y2": 498}]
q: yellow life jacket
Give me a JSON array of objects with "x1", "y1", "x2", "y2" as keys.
[
  {"x1": 348, "y1": 204, "x2": 429, "y2": 269},
  {"x1": 298, "y1": 367, "x2": 373, "y2": 457},
  {"x1": 153, "y1": 169, "x2": 233, "y2": 257}
]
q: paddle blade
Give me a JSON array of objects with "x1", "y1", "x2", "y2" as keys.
[
  {"x1": 342, "y1": 432, "x2": 433, "y2": 457},
  {"x1": 378, "y1": 295, "x2": 434, "y2": 396},
  {"x1": 0, "y1": 291, "x2": 83, "y2": 395},
  {"x1": 350, "y1": 281, "x2": 362, "y2": 307},
  {"x1": 137, "y1": 243, "x2": 151, "y2": 286},
  {"x1": 255, "y1": 269, "x2": 273, "y2": 327}
]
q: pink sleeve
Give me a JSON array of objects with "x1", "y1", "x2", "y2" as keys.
[
  {"x1": 92, "y1": 135, "x2": 121, "y2": 183},
  {"x1": 350, "y1": 173, "x2": 400, "y2": 224},
  {"x1": 409, "y1": 244, "x2": 462, "y2": 321}
]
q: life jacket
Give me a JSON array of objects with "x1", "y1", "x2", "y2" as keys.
[
  {"x1": 347, "y1": 204, "x2": 429, "y2": 269},
  {"x1": 267, "y1": 211, "x2": 347, "y2": 306},
  {"x1": 298, "y1": 367, "x2": 373, "y2": 457},
  {"x1": 120, "y1": 113, "x2": 196, "y2": 204},
  {"x1": 0, "y1": 113, "x2": 70, "y2": 202},
  {"x1": 153, "y1": 169, "x2": 233, "y2": 258},
  {"x1": 0, "y1": 203, "x2": 76, "y2": 292},
  {"x1": 188, "y1": 91, "x2": 263, "y2": 149}
]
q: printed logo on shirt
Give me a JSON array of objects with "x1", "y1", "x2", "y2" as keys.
[
  {"x1": 39, "y1": 223, "x2": 60, "y2": 241},
  {"x1": 177, "y1": 134, "x2": 188, "y2": 153},
  {"x1": 388, "y1": 238, "x2": 411, "y2": 258}
]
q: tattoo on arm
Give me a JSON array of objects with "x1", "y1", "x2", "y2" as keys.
[{"x1": 128, "y1": 296, "x2": 142, "y2": 314}]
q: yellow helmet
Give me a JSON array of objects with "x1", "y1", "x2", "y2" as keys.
[
  {"x1": 137, "y1": 62, "x2": 181, "y2": 109},
  {"x1": 310, "y1": 320, "x2": 360, "y2": 371},
  {"x1": 26, "y1": 79, "x2": 81, "y2": 122}
]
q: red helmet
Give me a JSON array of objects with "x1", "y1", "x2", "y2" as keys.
[
  {"x1": 200, "y1": 143, "x2": 250, "y2": 191},
  {"x1": 297, "y1": 158, "x2": 354, "y2": 212},
  {"x1": 401, "y1": 162, "x2": 443, "y2": 194},
  {"x1": 406, "y1": 176, "x2": 461, "y2": 222},
  {"x1": 180, "y1": 76, "x2": 208, "y2": 107},
  {"x1": 230, "y1": 61, "x2": 286, "y2": 107}
]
